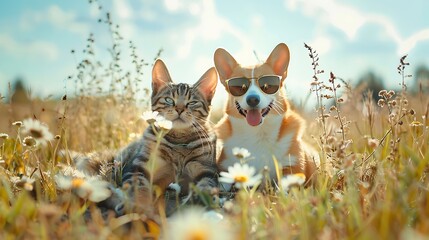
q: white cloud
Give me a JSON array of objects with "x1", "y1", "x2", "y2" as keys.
[
  {"x1": 167, "y1": 0, "x2": 254, "y2": 62},
  {"x1": 398, "y1": 29, "x2": 429, "y2": 55},
  {"x1": 251, "y1": 15, "x2": 264, "y2": 29},
  {"x1": 89, "y1": 2, "x2": 101, "y2": 19},
  {"x1": 308, "y1": 35, "x2": 332, "y2": 55},
  {"x1": 286, "y1": 0, "x2": 429, "y2": 55},
  {"x1": 164, "y1": 0, "x2": 182, "y2": 12},
  {"x1": 113, "y1": 0, "x2": 133, "y2": 19},
  {"x1": 0, "y1": 33, "x2": 59, "y2": 61},
  {"x1": 21, "y1": 5, "x2": 89, "y2": 35}
]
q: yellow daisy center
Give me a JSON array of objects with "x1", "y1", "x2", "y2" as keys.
[
  {"x1": 71, "y1": 178, "x2": 85, "y2": 188},
  {"x1": 187, "y1": 229, "x2": 207, "y2": 240},
  {"x1": 234, "y1": 175, "x2": 248, "y2": 183}
]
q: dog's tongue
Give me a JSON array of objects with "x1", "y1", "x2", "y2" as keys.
[{"x1": 246, "y1": 109, "x2": 262, "y2": 126}]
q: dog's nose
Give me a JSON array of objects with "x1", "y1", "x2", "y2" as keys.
[{"x1": 246, "y1": 95, "x2": 260, "y2": 107}]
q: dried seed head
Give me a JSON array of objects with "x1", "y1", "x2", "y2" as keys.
[
  {"x1": 330, "y1": 106, "x2": 337, "y2": 112},
  {"x1": 409, "y1": 109, "x2": 415, "y2": 115},
  {"x1": 378, "y1": 90, "x2": 387, "y2": 97},
  {"x1": 326, "y1": 136, "x2": 336, "y2": 144},
  {"x1": 23, "y1": 136, "x2": 37, "y2": 147},
  {"x1": 12, "y1": 121, "x2": 23, "y2": 127},
  {"x1": 0, "y1": 133, "x2": 8, "y2": 139},
  {"x1": 367, "y1": 138, "x2": 379, "y2": 149},
  {"x1": 377, "y1": 99, "x2": 385, "y2": 107}
]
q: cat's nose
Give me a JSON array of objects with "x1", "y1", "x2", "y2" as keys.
[
  {"x1": 246, "y1": 95, "x2": 260, "y2": 107},
  {"x1": 176, "y1": 107, "x2": 185, "y2": 115}
]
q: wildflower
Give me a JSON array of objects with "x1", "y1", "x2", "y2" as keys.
[
  {"x1": 232, "y1": 147, "x2": 251, "y2": 159},
  {"x1": 21, "y1": 118, "x2": 53, "y2": 146},
  {"x1": 23, "y1": 136, "x2": 37, "y2": 147},
  {"x1": 332, "y1": 190, "x2": 343, "y2": 202},
  {"x1": 203, "y1": 210, "x2": 224, "y2": 223},
  {"x1": 280, "y1": 173, "x2": 306, "y2": 192},
  {"x1": 0, "y1": 133, "x2": 8, "y2": 139},
  {"x1": 219, "y1": 163, "x2": 262, "y2": 189},
  {"x1": 367, "y1": 138, "x2": 379, "y2": 149},
  {"x1": 410, "y1": 120, "x2": 424, "y2": 137},
  {"x1": 142, "y1": 111, "x2": 160, "y2": 124},
  {"x1": 377, "y1": 99, "x2": 385, "y2": 107},
  {"x1": 164, "y1": 208, "x2": 233, "y2": 240},
  {"x1": 155, "y1": 119, "x2": 173, "y2": 131},
  {"x1": 128, "y1": 132, "x2": 140, "y2": 141},
  {"x1": 410, "y1": 121, "x2": 424, "y2": 127},
  {"x1": 378, "y1": 90, "x2": 387, "y2": 97},
  {"x1": 15, "y1": 176, "x2": 36, "y2": 191},
  {"x1": 55, "y1": 175, "x2": 112, "y2": 202},
  {"x1": 326, "y1": 135, "x2": 336, "y2": 144},
  {"x1": 12, "y1": 121, "x2": 23, "y2": 127}
]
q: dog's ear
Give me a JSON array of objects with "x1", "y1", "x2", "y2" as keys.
[
  {"x1": 195, "y1": 67, "x2": 218, "y2": 103},
  {"x1": 214, "y1": 48, "x2": 238, "y2": 82},
  {"x1": 265, "y1": 43, "x2": 290, "y2": 78},
  {"x1": 152, "y1": 59, "x2": 173, "y2": 96}
]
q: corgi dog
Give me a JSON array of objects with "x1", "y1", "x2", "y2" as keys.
[{"x1": 214, "y1": 43, "x2": 320, "y2": 188}]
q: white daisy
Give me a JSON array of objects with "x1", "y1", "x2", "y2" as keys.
[
  {"x1": 21, "y1": 118, "x2": 54, "y2": 146},
  {"x1": 232, "y1": 147, "x2": 251, "y2": 159},
  {"x1": 155, "y1": 119, "x2": 173, "y2": 132},
  {"x1": 54, "y1": 175, "x2": 112, "y2": 202},
  {"x1": 15, "y1": 176, "x2": 36, "y2": 191},
  {"x1": 280, "y1": 173, "x2": 306, "y2": 192},
  {"x1": 141, "y1": 110, "x2": 160, "y2": 124},
  {"x1": 164, "y1": 208, "x2": 233, "y2": 240},
  {"x1": 219, "y1": 163, "x2": 262, "y2": 189}
]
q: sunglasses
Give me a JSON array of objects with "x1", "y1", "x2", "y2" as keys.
[{"x1": 225, "y1": 75, "x2": 282, "y2": 97}]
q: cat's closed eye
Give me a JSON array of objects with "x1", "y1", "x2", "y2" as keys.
[{"x1": 187, "y1": 101, "x2": 198, "y2": 107}]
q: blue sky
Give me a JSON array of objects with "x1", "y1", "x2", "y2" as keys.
[{"x1": 1, "y1": 0, "x2": 428, "y2": 108}]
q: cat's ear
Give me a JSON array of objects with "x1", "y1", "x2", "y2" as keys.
[
  {"x1": 152, "y1": 59, "x2": 173, "y2": 95},
  {"x1": 265, "y1": 43, "x2": 290, "y2": 78},
  {"x1": 195, "y1": 67, "x2": 218, "y2": 103},
  {"x1": 214, "y1": 48, "x2": 238, "y2": 83}
]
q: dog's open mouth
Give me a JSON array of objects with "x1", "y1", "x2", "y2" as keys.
[{"x1": 235, "y1": 101, "x2": 273, "y2": 126}]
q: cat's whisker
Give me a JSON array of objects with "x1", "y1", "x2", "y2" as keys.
[{"x1": 194, "y1": 115, "x2": 217, "y2": 126}]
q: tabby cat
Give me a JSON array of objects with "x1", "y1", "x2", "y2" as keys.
[{"x1": 84, "y1": 59, "x2": 219, "y2": 215}]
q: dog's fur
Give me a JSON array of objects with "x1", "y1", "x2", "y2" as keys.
[{"x1": 214, "y1": 43, "x2": 319, "y2": 188}]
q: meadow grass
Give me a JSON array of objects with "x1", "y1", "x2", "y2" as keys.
[{"x1": 0, "y1": 4, "x2": 428, "y2": 239}]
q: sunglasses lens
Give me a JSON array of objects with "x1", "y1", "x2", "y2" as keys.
[
  {"x1": 227, "y1": 78, "x2": 250, "y2": 96},
  {"x1": 258, "y1": 76, "x2": 280, "y2": 94}
]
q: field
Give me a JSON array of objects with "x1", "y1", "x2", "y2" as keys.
[{"x1": 1, "y1": 12, "x2": 429, "y2": 240}]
